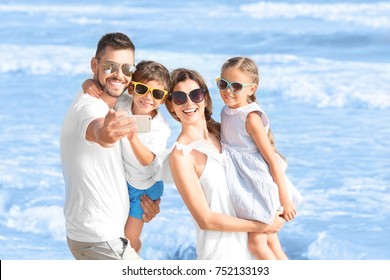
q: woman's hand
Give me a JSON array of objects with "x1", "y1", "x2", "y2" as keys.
[{"x1": 262, "y1": 213, "x2": 284, "y2": 234}]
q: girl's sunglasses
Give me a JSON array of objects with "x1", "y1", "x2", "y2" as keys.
[
  {"x1": 216, "y1": 77, "x2": 256, "y2": 94},
  {"x1": 131, "y1": 81, "x2": 168, "y2": 100},
  {"x1": 96, "y1": 58, "x2": 136, "y2": 77},
  {"x1": 169, "y1": 88, "x2": 205, "y2": 105}
]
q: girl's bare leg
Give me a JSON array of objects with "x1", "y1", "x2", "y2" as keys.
[
  {"x1": 248, "y1": 232, "x2": 277, "y2": 260},
  {"x1": 267, "y1": 233, "x2": 288, "y2": 260}
]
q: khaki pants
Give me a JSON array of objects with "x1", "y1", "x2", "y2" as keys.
[{"x1": 67, "y1": 237, "x2": 141, "y2": 260}]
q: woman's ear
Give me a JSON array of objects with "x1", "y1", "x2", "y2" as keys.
[{"x1": 167, "y1": 102, "x2": 173, "y2": 112}]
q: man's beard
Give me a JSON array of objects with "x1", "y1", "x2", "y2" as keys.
[{"x1": 97, "y1": 80, "x2": 125, "y2": 99}]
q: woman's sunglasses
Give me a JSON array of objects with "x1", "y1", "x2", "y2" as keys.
[
  {"x1": 131, "y1": 81, "x2": 168, "y2": 100},
  {"x1": 169, "y1": 88, "x2": 205, "y2": 105},
  {"x1": 96, "y1": 58, "x2": 136, "y2": 77},
  {"x1": 216, "y1": 77, "x2": 256, "y2": 94}
]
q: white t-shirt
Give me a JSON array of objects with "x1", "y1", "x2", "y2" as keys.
[
  {"x1": 60, "y1": 92, "x2": 129, "y2": 242},
  {"x1": 115, "y1": 93, "x2": 171, "y2": 190}
]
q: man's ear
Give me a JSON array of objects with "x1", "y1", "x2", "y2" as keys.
[{"x1": 91, "y1": 57, "x2": 99, "y2": 75}]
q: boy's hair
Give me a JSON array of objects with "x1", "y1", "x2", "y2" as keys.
[
  {"x1": 132, "y1": 60, "x2": 170, "y2": 90},
  {"x1": 167, "y1": 68, "x2": 220, "y2": 139},
  {"x1": 95, "y1": 32, "x2": 135, "y2": 59},
  {"x1": 220, "y1": 56, "x2": 259, "y2": 102}
]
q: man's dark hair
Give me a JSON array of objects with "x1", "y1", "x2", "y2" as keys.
[{"x1": 95, "y1": 32, "x2": 135, "y2": 58}]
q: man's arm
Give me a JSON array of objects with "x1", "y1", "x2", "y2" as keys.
[
  {"x1": 86, "y1": 109, "x2": 137, "y2": 147},
  {"x1": 140, "y1": 195, "x2": 161, "y2": 222}
]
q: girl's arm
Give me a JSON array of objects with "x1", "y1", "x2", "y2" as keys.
[
  {"x1": 169, "y1": 147, "x2": 284, "y2": 233},
  {"x1": 246, "y1": 112, "x2": 297, "y2": 222},
  {"x1": 127, "y1": 133, "x2": 156, "y2": 166},
  {"x1": 82, "y1": 79, "x2": 103, "y2": 98}
]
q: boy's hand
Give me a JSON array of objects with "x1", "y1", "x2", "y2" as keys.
[{"x1": 82, "y1": 79, "x2": 102, "y2": 98}]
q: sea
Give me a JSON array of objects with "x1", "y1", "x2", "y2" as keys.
[{"x1": 0, "y1": 0, "x2": 389, "y2": 260}]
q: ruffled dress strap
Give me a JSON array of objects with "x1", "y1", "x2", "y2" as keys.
[
  {"x1": 152, "y1": 140, "x2": 225, "y2": 183},
  {"x1": 173, "y1": 140, "x2": 224, "y2": 163}
]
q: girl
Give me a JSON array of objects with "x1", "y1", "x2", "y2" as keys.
[
  {"x1": 217, "y1": 57, "x2": 303, "y2": 260},
  {"x1": 164, "y1": 68, "x2": 284, "y2": 260}
]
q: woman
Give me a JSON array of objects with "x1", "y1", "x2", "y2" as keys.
[{"x1": 164, "y1": 68, "x2": 284, "y2": 260}]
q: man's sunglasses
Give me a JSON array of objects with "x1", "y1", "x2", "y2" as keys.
[
  {"x1": 169, "y1": 88, "x2": 205, "y2": 105},
  {"x1": 216, "y1": 77, "x2": 256, "y2": 94},
  {"x1": 96, "y1": 58, "x2": 136, "y2": 77},
  {"x1": 131, "y1": 81, "x2": 168, "y2": 100}
]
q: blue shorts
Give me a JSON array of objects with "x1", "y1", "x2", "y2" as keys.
[{"x1": 128, "y1": 181, "x2": 164, "y2": 219}]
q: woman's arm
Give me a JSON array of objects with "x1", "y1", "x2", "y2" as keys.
[
  {"x1": 169, "y1": 147, "x2": 284, "y2": 234},
  {"x1": 246, "y1": 112, "x2": 296, "y2": 221}
]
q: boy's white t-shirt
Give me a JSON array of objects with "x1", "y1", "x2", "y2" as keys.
[
  {"x1": 115, "y1": 93, "x2": 171, "y2": 190},
  {"x1": 61, "y1": 92, "x2": 129, "y2": 242}
]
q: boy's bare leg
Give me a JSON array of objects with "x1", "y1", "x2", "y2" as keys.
[{"x1": 125, "y1": 216, "x2": 144, "y2": 253}]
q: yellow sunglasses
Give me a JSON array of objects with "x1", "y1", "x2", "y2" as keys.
[{"x1": 131, "y1": 81, "x2": 168, "y2": 100}]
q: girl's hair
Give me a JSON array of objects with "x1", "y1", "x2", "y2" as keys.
[
  {"x1": 166, "y1": 68, "x2": 220, "y2": 139},
  {"x1": 220, "y1": 56, "x2": 259, "y2": 103},
  {"x1": 268, "y1": 128, "x2": 287, "y2": 166},
  {"x1": 222, "y1": 57, "x2": 286, "y2": 163},
  {"x1": 95, "y1": 32, "x2": 135, "y2": 59},
  {"x1": 132, "y1": 60, "x2": 170, "y2": 90}
]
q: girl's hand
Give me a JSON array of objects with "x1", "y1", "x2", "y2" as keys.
[
  {"x1": 82, "y1": 79, "x2": 102, "y2": 98},
  {"x1": 280, "y1": 200, "x2": 297, "y2": 222}
]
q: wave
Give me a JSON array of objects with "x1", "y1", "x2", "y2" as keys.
[
  {"x1": 240, "y1": 2, "x2": 390, "y2": 28},
  {"x1": 305, "y1": 231, "x2": 388, "y2": 260},
  {"x1": 1, "y1": 1, "x2": 390, "y2": 29},
  {"x1": 1, "y1": 44, "x2": 389, "y2": 109}
]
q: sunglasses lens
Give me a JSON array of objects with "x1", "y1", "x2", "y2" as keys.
[
  {"x1": 102, "y1": 63, "x2": 117, "y2": 74},
  {"x1": 217, "y1": 79, "x2": 228, "y2": 90},
  {"x1": 171, "y1": 91, "x2": 187, "y2": 105},
  {"x1": 231, "y1": 82, "x2": 243, "y2": 93},
  {"x1": 152, "y1": 89, "x2": 166, "y2": 100},
  {"x1": 134, "y1": 83, "x2": 148, "y2": 95},
  {"x1": 189, "y1": 89, "x2": 205, "y2": 103},
  {"x1": 122, "y1": 65, "x2": 136, "y2": 77}
]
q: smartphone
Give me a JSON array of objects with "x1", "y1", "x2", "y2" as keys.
[{"x1": 134, "y1": 115, "x2": 152, "y2": 132}]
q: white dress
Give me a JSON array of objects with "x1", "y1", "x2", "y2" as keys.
[
  {"x1": 221, "y1": 103, "x2": 303, "y2": 225},
  {"x1": 173, "y1": 140, "x2": 254, "y2": 260}
]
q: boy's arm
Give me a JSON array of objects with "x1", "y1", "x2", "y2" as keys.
[
  {"x1": 127, "y1": 133, "x2": 156, "y2": 166},
  {"x1": 82, "y1": 79, "x2": 103, "y2": 98}
]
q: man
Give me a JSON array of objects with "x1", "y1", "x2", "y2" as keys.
[{"x1": 60, "y1": 32, "x2": 159, "y2": 260}]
